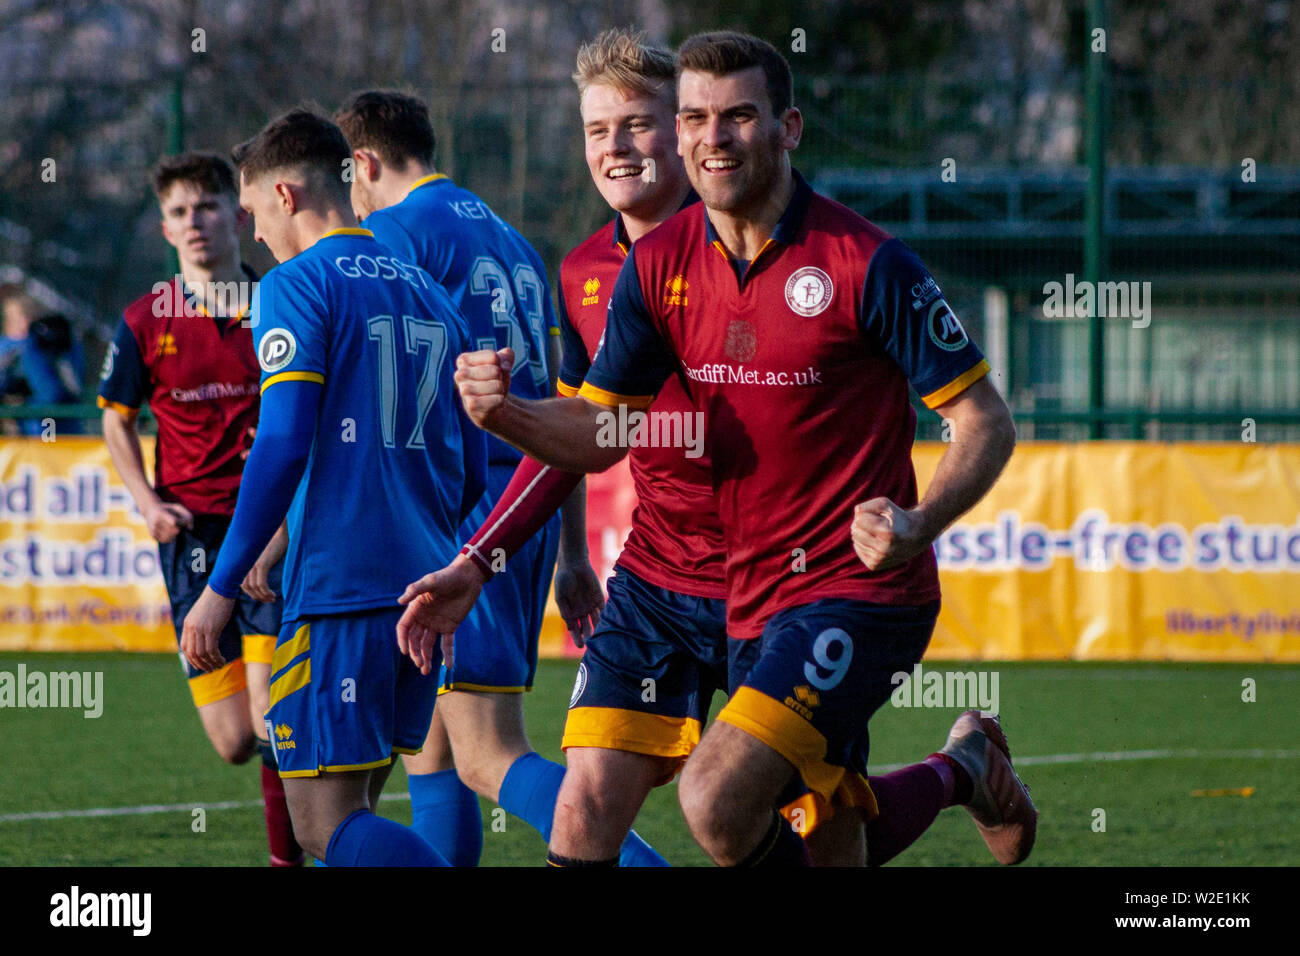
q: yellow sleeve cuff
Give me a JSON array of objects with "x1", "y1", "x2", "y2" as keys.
[
  {"x1": 921, "y1": 359, "x2": 990, "y2": 409},
  {"x1": 97, "y1": 396, "x2": 139, "y2": 419},
  {"x1": 261, "y1": 370, "x2": 325, "y2": 394},
  {"x1": 577, "y1": 381, "x2": 655, "y2": 410}
]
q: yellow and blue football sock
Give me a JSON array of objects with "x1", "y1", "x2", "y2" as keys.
[
  {"x1": 408, "y1": 768, "x2": 483, "y2": 867},
  {"x1": 325, "y1": 808, "x2": 448, "y2": 866},
  {"x1": 498, "y1": 751, "x2": 669, "y2": 867}
]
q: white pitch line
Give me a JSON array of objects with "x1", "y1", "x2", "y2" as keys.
[
  {"x1": 0, "y1": 790, "x2": 412, "y2": 824},
  {"x1": 5, "y1": 748, "x2": 1299, "y2": 822}
]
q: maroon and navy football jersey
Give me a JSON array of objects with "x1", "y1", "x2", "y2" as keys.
[
  {"x1": 97, "y1": 269, "x2": 261, "y2": 516},
  {"x1": 557, "y1": 208, "x2": 726, "y2": 600},
  {"x1": 582, "y1": 172, "x2": 990, "y2": 640}
]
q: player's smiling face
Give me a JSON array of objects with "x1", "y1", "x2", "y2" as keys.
[
  {"x1": 581, "y1": 82, "x2": 685, "y2": 219},
  {"x1": 159, "y1": 181, "x2": 242, "y2": 270},
  {"x1": 676, "y1": 67, "x2": 800, "y2": 217}
]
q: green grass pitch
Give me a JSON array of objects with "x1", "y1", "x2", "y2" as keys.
[{"x1": 1, "y1": 653, "x2": 1294, "y2": 866}]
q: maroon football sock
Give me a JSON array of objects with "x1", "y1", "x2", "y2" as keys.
[
  {"x1": 863, "y1": 762, "x2": 949, "y2": 866},
  {"x1": 260, "y1": 761, "x2": 303, "y2": 866}
]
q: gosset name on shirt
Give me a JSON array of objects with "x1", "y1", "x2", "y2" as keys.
[{"x1": 331, "y1": 253, "x2": 431, "y2": 290}]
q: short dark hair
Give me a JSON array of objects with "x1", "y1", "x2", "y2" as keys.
[
  {"x1": 676, "y1": 31, "x2": 793, "y2": 116},
  {"x1": 231, "y1": 107, "x2": 352, "y2": 202},
  {"x1": 152, "y1": 152, "x2": 237, "y2": 201},
  {"x1": 334, "y1": 90, "x2": 436, "y2": 168}
]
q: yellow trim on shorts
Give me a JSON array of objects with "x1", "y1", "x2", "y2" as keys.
[
  {"x1": 271, "y1": 624, "x2": 310, "y2": 676},
  {"x1": 392, "y1": 746, "x2": 422, "y2": 756},
  {"x1": 556, "y1": 380, "x2": 581, "y2": 398},
  {"x1": 268, "y1": 659, "x2": 311, "y2": 708},
  {"x1": 278, "y1": 756, "x2": 394, "y2": 779},
  {"x1": 437, "y1": 682, "x2": 529, "y2": 696},
  {"x1": 921, "y1": 359, "x2": 990, "y2": 409},
  {"x1": 717, "y1": 686, "x2": 845, "y2": 803},
  {"x1": 262, "y1": 370, "x2": 325, "y2": 394},
  {"x1": 242, "y1": 633, "x2": 276, "y2": 665},
  {"x1": 563, "y1": 706, "x2": 701, "y2": 759},
  {"x1": 779, "y1": 774, "x2": 879, "y2": 837},
  {"x1": 576, "y1": 381, "x2": 655, "y2": 410},
  {"x1": 190, "y1": 657, "x2": 247, "y2": 707}
]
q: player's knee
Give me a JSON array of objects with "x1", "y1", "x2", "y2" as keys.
[
  {"x1": 292, "y1": 822, "x2": 332, "y2": 863},
  {"x1": 211, "y1": 729, "x2": 257, "y2": 765},
  {"x1": 680, "y1": 761, "x2": 761, "y2": 855},
  {"x1": 452, "y1": 760, "x2": 501, "y2": 800},
  {"x1": 677, "y1": 761, "x2": 726, "y2": 838}
]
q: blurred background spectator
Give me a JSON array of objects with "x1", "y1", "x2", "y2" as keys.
[{"x1": 1, "y1": 288, "x2": 86, "y2": 435}]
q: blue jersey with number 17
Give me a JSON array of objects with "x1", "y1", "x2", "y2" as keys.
[
  {"x1": 250, "y1": 226, "x2": 487, "y2": 621},
  {"x1": 363, "y1": 175, "x2": 559, "y2": 466}
]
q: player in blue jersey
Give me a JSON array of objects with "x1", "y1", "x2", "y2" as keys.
[
  {"x1": 180, "y1": 108, "x2": 487, "y2": 866},
  {"x1": 334, "y1": 90, "x2": 665, "y2": 866}
]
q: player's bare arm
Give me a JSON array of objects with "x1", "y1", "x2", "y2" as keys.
[
  {"x1": 241, "y1": 521, "x2": 288, "y2": 602},
  {"x1": 853, "y1": 377, "x2": 1016, "y2": 571},
  {"x1": 547, "y1": 325, "x2": 604, "y2": 644},
  {"x1": 553, "y1": 481, "x2": 604, "y2": 646},
  {"x1": 101, "y1": 405, "x2": 194, "y2": 542},
  {"x1": 456, "y1": 347, "x2": 627, "y2": 474}
]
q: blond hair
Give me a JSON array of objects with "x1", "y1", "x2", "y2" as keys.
[{"x1": 573, "y1": 28, "x2": 675, "y2": 101}]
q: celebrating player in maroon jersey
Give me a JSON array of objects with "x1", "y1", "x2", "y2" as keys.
[{"x1": 436, "y1": 32, "x2": 1036, "y2": 866}]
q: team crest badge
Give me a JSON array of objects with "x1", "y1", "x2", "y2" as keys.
[
  {"x1": 785, "y1": 267, "x2": 833, "y2": 316},
  {"x1": 569, "y1": 663, "x2": 588, "y2": 709},
  {"x1": 724, "y1": 320, "x2": 757, "y2": 362}
]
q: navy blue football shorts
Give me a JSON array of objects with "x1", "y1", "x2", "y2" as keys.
[
  {"x1": 718, "y1": 598, "x2": 939, "y2": 826},
  {"x1": 158, "y1": 513, "x2": 283, "y2": 707},
  {"x1": 562, "y1": 566, "x2": 730, "y2": 785},
  {"x1": 439, "y1": 463, "x2": 560, "y2": 694}
]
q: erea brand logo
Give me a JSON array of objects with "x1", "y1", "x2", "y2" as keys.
[
  {"x1": 663, "y1": 274, "x2": 689, "y2": 307},
  {"x1": 258, "y1": 328, "x2": 297, "y2": 373},
  {"x1": 926, "y1": 299, "x2": 969, "y2": 352}
]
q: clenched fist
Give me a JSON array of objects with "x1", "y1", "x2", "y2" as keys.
[
  {"x1": 851, "y1": 497, "x2": 932, "y2": 572},
  {"x1": 455, "y1": 347, "x2": 514, "y2": 430}
]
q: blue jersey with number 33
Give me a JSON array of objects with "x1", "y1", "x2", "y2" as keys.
[
  {"x1": 363, "y1": 175, "x2": 559, "y2": 466},
  {"x1": 250, "y1": 227, "x2": 487, "y2": 620}
]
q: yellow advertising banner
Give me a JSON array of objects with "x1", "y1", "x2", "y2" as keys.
[
  {"x1": 912, "y1": 442, "x2": 1300, "y2": 662},
  {"x1": 0, "y1": 437, "x2": 172, "y2": 651},
  {"x1": 2, "y1": 438, "x2": 1297, "y2": 661}
]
